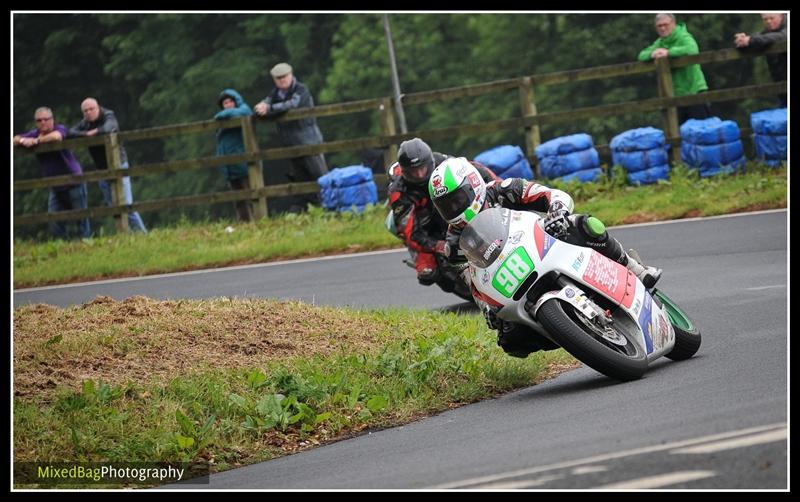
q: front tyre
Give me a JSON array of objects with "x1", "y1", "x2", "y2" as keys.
[
  {"x1": 653, "y1": 289, "x2": 702, "y2": 361},
  {"x1": 538, "y1": 299, "x2": 648, "y2": 381}
]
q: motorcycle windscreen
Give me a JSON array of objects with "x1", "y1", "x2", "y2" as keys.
[{"x1": 459, "y1": 207, "x2": 511, "y2": 268}]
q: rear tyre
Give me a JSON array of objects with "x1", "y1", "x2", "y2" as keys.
[
  {"x1": 653, "y1": 289, "x2": 702, "y2": 361},
  {"x1": 538, "y1": 299, "x2": 647, "y2": 381}
]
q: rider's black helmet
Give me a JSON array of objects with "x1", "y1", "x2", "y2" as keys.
[{"x1": 398, "y1": 138, "x2": 435, "y2": 186}]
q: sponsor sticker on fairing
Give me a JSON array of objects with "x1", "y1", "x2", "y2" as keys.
[
  {"x1": 572, "y1": 251, "x2": 585, "y2": 272},
  {"x1": 483, "y1": 239, "x2": 503, "y2": 260},
  {"x1": 637, "y1": 292, "x2": 654, "y2": 354},
  {"x1": 652, "y1": 313, "x2": 671, "y2": 351},
  {"x1": 581, "y1": 252, "x2": 627, "y2": 303}
]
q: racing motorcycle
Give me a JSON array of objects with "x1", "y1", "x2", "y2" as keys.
[
  {"x1": 385, "y1": 210, "x2": 474, "y2": 303},
  {"x1": 460, "y1": 207, "x2": 701, "y2": 381}
]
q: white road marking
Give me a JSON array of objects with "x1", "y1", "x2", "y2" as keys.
[
  {"x1": 470, "y1": 474, "x2": 563, "y2": 490},
  {"x1": 746, "y1": 285, "x2": 786, "y2": 291},
  {"x1": 428, "y1": 422, "x2": 786, "y2": 489},
  {"x1": 572, "y1": 465, "x2": 608, "y2": 475},
  {"x1": 595, "y1": 470, "x2": 716, "y2": 489},
  {"x1": 670, "y1": 428, "x2": 787, "y2": 454}
]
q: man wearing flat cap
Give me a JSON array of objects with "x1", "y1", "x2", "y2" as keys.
[{"x1": 254, "y1": 62, "x2": 329, "y2": 212}]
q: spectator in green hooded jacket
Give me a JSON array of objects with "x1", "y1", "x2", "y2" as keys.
[{"x1": 639, "y1": 13, "x2": 711, "y2": 124}]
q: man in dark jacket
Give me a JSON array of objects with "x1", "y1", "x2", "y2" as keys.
[
  {"x1": 69, "y1": 98, "x2": 147, "y2": 232},
  {"x1": 734, "y1": 13, "x2": 787, "y2": 107},
  {"x1": 215, "y1": 88, "x2": 254, "y2": 222},
  {"x1": 387, "y1": 138, "x2": 499, "y2": 286},
  {"x1": 254, "y1": 62, "x2": 329, "y2": 212}
]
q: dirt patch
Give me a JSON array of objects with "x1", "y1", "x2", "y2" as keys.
[{"x1": 13, "y1": 296, "x2": 388, "y2": 400}]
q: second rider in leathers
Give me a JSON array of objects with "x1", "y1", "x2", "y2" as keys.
[{"x1": 387, "y1": 138, "x2": 499, "y2": 290}]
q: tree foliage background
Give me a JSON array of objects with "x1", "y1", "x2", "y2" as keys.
[{"x1": 13, "y1": 12, "x2": 780, "y2": 239}]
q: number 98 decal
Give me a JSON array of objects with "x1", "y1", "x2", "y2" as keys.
[{"x1": 491, "y1": 247, "x2": 535, "y2": 298}]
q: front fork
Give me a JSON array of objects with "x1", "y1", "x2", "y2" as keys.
[{"x1": 531, "y1": 281, "x2": 612, "y2": 327}]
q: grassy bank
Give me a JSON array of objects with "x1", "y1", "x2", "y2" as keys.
[
  {"x1": 13, "y1": 163, "x2": 786, "y2": 288},
  {"x1": 13, "y1": 296, "x2": 577, "y2": 487}
]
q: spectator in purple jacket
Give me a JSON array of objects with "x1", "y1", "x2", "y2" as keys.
[{"x1": 13, "y1": 107, "x2": 91, "y2": 239}]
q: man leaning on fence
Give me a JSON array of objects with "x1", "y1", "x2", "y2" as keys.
[
  {"x1": 69, "y1": 97, "x2": 147, "y2": 233},
  {"x1": 734, "y1": 13, "x2": 787, "y2": 108},
  {"x1": 13, "y1": 107, "x2": 92, "y2": 240},
  {"x1": 638, "y1": 13, "x2": 711, "y2": 124},
  {"x1": 254, "y1": 62, "x2": 329, "y2": 213}
]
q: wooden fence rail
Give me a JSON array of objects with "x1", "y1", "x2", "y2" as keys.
[{"x1": 14, "y1": 43, "x2": 786, "y2": 231}]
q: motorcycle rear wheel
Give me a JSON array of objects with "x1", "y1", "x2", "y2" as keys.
[
  {"x1": 538, "y1": 298, "x2": 648, "y2": 381},
  {"x1": 653, "y1": 289, "x2": 702, "y2": 361}
]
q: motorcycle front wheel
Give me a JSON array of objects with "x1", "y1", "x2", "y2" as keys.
[{"x1": 538, "y1": 299, "x2": 648, "y2": 381}]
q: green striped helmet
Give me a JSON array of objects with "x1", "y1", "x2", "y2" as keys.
[{"x1": 428, "y1": 157, "x2": 487, "y2": 229}]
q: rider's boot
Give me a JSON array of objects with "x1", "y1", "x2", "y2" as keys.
[{"x1": 624, "y1": 248, "x2": 662, "y2": 289}]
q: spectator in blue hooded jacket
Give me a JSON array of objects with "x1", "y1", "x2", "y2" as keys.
[{"x1": 215, "y1": 88, "x2": 254, "y2": 222}]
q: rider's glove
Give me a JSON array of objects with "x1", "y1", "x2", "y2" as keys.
[
  {"x1": 433, "y1": 240, "x2": 449, "y2": 257},
  {"x1": 543, "y1": 203, "x2": 570, "y2": 238}
]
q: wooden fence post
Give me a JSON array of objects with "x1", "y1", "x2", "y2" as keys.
[
  {"x1": 103, "y1": 132, "x2": 129, "y2": 233},
  {"x1": 379, "y1": 98, "x2": 398, "y2": 171},
  {"x1": 655, "y1": 57, "x2": 680, "y2": 163},
  {"x1": 518, "y1": 76, "x2": 542, "y2": 178},
  {"x1": 242, "y1": 116, "x2": 267, "y2": 219}
]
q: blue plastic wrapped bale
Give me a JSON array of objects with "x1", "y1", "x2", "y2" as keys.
[
  {"x1": 698, "y1": 156, "x2": 746, "y2": 177},
  {"x1": 679, "y1": 117, "x2": 740, "y2": 145},
  {"x1": 538, "y1": 148, "x2": 600, "y2": 178},
  {"x1": 609, "y1": 127, "x2": 666, "y2": 152},
  {"x1": 680, "y1": 140, "x2": 744, "y2": 170},
  {"x1": 326, "y1": 165, "x2": 375, "y2": 188},
  {"x1": 318, "y1": 172, "x2": 337, "y2": 210},
  {"x1": 556, "y1": 167, "x2": 603, "y2": 184},
  {"x1": 534, "y1": 133, "x2": 594, "y2": 158},
  {"x1": 474, "y1": 145, "x2": 522, "y2": 174},
  {"x1": 750, "y1": 108, "x2": 787, "y2": 135},
  {"x1": 500, "y1": 160, "x2": 534, "y2": 180},
  {"x1": 336, "y1": 181, "x2": 378, "y2": 212},
  {"x1": 612, "y1": 147, "x2": 669, "y2": 174},
  {"x1": 754, "y1": 134, "x2": 787, "y2": 164},
  {"x1": 474, "y1": 145, "x2": 534, "y2": 179},
  {"x1": 318, "y1": 171, "x2": 335, "y2": 190},
  {"x1": 627, "y1": 165, "x2": 670, "y2": 185},
  {"x1": 320, "y1": 186, "x2": 339, "y2": 210}
]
